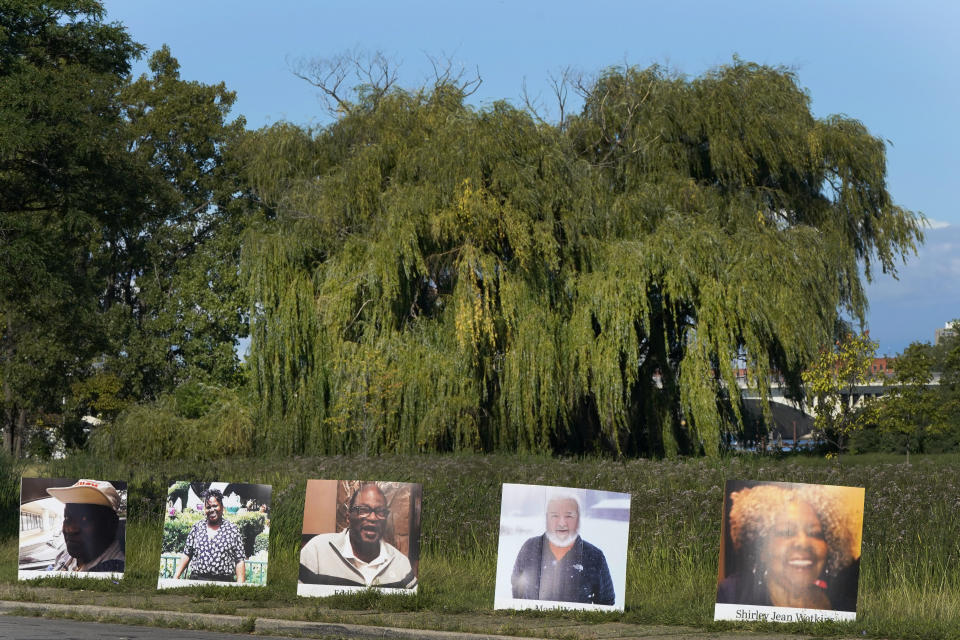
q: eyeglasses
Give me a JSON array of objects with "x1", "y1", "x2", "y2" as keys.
[{"x1": 350, "y1": 505, "x2": 390, "y2": 519}]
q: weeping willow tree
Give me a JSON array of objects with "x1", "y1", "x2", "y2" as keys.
[{"x1": 240, "y1": 60, "x2": 922, "y2": 456}]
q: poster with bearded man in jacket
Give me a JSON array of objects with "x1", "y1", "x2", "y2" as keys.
[{"x1": 494, "y1": 483, "x2": 630, "y2": 611}]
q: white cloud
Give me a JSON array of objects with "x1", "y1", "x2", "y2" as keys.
[
  {"x1": 865, "y1": 224, "x2": 960, "y2": 354},
  {"x1": 926, "y1": 218, "x2": 951, "y2": 230}
]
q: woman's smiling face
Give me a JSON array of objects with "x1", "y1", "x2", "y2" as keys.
[
  {"x1": 763, "y1": 500, "x2": 828, "y2": 592},
  {"x1": 204, "y1": 496, "x2": 223, "y2": 524}
]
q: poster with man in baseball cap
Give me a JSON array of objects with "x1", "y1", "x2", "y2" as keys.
[{"x1": 18, "y1": 478, "x2": 126, "y2": 579}]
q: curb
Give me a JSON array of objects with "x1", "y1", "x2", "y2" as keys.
[
  {"x1": 0, "y1": 600, "x2": 546, "y2": 640},
  {"x1": 256, "y1": 618, "x2": 545, "y2": 639},
  {"x1": 0, "y1": 600, "x2": 246, "y2": 630},
  {"x1": 0, "y1": 600, "x2": 878, "y2": 640}
]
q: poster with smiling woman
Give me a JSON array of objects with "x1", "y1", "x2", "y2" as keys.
[
  {"x1": 157, "y1": 480, "x2": 272, "y2": 589},
  {"x1": 494, "y1": 483, "x2": 630, "y2": 612},
  {"x1": 715, "y1": 480, "x2": 865, "y2": 623}
]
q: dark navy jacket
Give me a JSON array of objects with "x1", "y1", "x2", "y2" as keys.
[{"x1": 510, "y1": 534, "x2": 615, "y2": 605}]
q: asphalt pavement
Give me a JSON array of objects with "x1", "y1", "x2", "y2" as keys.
[
  {"x1": 1, "y1": 615, "x2": 265, "y2": 640},
  {"x1": 0, "y1": 602, "x2": 869, "y2": 640}
]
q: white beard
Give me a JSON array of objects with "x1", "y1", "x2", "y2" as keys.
[{"x1": 545, "y1": 531, "x2": 578, "y2": 547}]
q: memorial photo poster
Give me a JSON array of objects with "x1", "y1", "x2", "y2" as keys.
[
  {"x1": 18, "y1": 477, "x2": 127, "y2": 580},
  {"x1": 715, "y1": 479, "x2": 865, "y2": 623},
  {"x1": 494, "y1": 483, "x2": 630, "y2": 612},
  {"x1": 298, "y1": 479, "x2": 422, "y2": 597},
  {"x1": 158, "y1": 480, "x2": 272, "y2": 589}
]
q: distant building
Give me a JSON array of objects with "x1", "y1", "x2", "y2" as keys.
[
  {"x1": 869, "y1": 357, "x2": 893, "y2": 377},
  {"x1": 935, "y1": 321, "x2": 957, "y2": 345}
]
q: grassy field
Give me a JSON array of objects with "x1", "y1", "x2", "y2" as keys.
[{"x1": 1, "y1": 452, "x2": 958, "y2": 639}]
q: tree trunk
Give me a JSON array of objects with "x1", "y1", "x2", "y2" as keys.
[
  {"x1": 1, "y1": 412, "x2": 10, "y2": 455},
  {"x1": 14, "y1": 408, "x2": 25, "y2": 458},
  {"x1": 2, "y1": 381, "x2": 13, "y2": 456},
  {"x1": 3, "y1": 377, "x2": 26, "y2": 457}
]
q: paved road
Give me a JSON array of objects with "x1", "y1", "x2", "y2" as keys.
[
  {"x1": 0, "y1": 602, "x2": 865, "y2": 640},
  {"x1": 0, "y1": 616, "x2": 270, "y2": 640}
]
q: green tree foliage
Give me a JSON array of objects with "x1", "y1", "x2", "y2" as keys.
[
  {"x1": 802, "y1": 333, "x2": 879, "y2": 457},
  {"x1": 1, "y1": 1, "x2": 249, "y2": 456},
  {"x1": 940, "y1": 331, "x2": 960, "y2": 440},
  {"x1": 869, "y1": 328, "x2": 960, "y2": 457},
  {"x1": 0, "y1": 449, "x2": 25, "y2": 534},
  {"x1": 242, "y1": 60, "x2": 922, "y2": 457},
  {"x1": 1, "y1": 0, "x2": 143, "y2": 455},
  {"x1": 98, "y1": 46, "x2": 250, "y2": 402},
  {"x1": 882, "y1": 343, "x2": 939, "y2": 459},
  {"x1": 90, "y1": 381, "x2": 254, "y2": 462}
]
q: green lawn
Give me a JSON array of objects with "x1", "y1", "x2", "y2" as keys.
[{"x1": 3, "y1": 452, "x2": 959, "y2": 639}]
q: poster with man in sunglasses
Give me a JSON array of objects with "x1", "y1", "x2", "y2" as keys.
[{"x1": 298, "y1": 479, "x2": 421, "y2": 597}]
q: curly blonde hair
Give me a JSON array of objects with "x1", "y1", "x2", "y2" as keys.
[{"x1": 727, "y1": 483, "x2": 857, "y2": 576}]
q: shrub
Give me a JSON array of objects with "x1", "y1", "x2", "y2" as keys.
[
  {"x1": 253, "y1": 531, "x2": 270, "y2": 555},
  {"x1": 173, "y1": 381, "x2": 215, "y2": 419},
  {"x1": 232, "y1": 512, "x2": 266, "y2": 558},
  {"x1": 161, "y1": 512, "x2": 203, "y2": 553},
  {"x1": 89, "y1": 384, "x2": 255, "y2": 463}
]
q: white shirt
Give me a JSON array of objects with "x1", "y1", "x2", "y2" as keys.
[{"x1": 337, "y1": 532, "x2": 391, "y2": 586}]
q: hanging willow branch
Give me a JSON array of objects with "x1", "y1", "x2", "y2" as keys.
[{"x1": 240, "y1": 61, "x2": 922, "y2": 457}]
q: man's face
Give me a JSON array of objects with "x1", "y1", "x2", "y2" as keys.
[
  {"x1": 348, "y1": 487, "x2": 388, "y2": 547},
  {"x1": 204, "y1": 496, "x2": 224, "y2": 525},
  {"x1": 62, "y1": 503, "x2": 112, "y2": 563},
  {"x1": 545, "y1": 498, "x2": 579, "y2": 545}
]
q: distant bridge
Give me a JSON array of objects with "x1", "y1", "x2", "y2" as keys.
[{"x1": 733, "y1": 376, "x2": 941, "y2": 440}]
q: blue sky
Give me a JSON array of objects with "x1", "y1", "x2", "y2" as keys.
[{"x1": 103, "y1": 0, "x2": 959, "y2": 355}]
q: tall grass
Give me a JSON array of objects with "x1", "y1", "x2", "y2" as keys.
[
  {"x1": 2, "y1": 452, "x2": 959, "y2": 639},
  {"x1": 0, "y1": 452, "x2": 25, "y2": 536}
]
